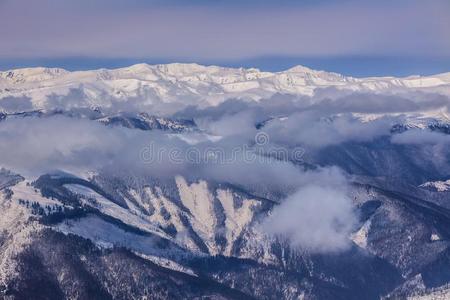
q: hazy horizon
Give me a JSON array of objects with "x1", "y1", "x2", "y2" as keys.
[{"x1": 1, "y1": 0, "x2": 449, "y2": 77}]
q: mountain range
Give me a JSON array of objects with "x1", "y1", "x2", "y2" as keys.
[{"x1": 1, "y1": 63, "x2": 450, "y2": 299}]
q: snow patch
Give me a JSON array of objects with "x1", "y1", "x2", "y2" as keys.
[
  {"x1": 351, "y1": 219, "x2": 371, "y2": 249},
  {"x1": 175, "y1": 176, "x2": 218, "y2": 254},
  {"x1": 216, "y1": 189, "x2": 259, "y2": 255},
  {"x1": 135, "y1": 253, "x2": 197, "y2": 277},
  {"x1": 431, "y1": 233, "x2": 441, "y2": 241},
  {"x1": 419, "y1": 180, "x2": 450, "y2": 192},
  {"x1": 64, "y1": 183, "x2": 168, "y2": 239}
]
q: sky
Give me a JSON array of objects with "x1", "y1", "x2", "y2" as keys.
[{"x1": 0, "y1": 0, "x2": 449, "y2": 76}]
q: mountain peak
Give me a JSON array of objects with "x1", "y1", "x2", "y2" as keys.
[
  {"x1": 284, "y1": 65, "x2": 317, "y2": 74},
  {"x1": 121, "y1": 63, "x2": 153, "y2": 72}
]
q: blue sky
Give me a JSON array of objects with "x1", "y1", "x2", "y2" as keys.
[{"x1": 0, "y1": 0, "x2": 449, "y2": 77}]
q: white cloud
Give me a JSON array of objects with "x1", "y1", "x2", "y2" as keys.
[{"x1": 262, "y1": 182, "x2": 356, "y2": 253}]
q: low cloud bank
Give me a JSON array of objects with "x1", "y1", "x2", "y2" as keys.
[{"x1": 0, "y1": 115, "x2": 340, "y2": 194}]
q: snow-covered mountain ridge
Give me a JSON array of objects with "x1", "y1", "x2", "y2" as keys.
[{"x1": 1, "y1": 63, "x2": 449, "y2": 111}]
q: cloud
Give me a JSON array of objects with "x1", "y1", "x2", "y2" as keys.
[
  {"x1": 0, "y1": 114, "x2": 305, "y2": 188},
  {"x1": 309, "y1": 90, "x2": 450, "y2": 114},
  {"x1": 46, "y1": 88, "x2": 91, "y2": 110},
  {"x1": 0, "y1": 114, "x2": 359, "y2": 254},
  {"x1": 0, "y1": 112, "x2": 348, "y2": 198},
  {"x1": 174, "y1": 90, "x2": 450, "y2": 148},
  {"x1": 391, "y1": 130, "x2": 450, "y2": 145},
  {"x1": 195, "y1": 110, "x2": 258, "y2": 137},
  {"x1": 261, "y1": 174, "x2": 357, "y2": 253},
  {"x1": 0, "y1": 116, "x2": 124, "y2": 174},
  {"x1": 390, "y1": 129, "x2": 450, "y2": 172},
  {"x1": 260, "y1": 111, "x2": 394, "y2": 148},
  {"x1": 3, "y1": 84, "x2": 449, "y2": 152},
  {"x1": 0, "y1": 96, "x2": 33, "y2": 112},
  {"x1": 5, "y1": 87, "x2": 450, "y2": 254},
  {"x1": 2, "y1": 86, "x2": 450, "y2": 255}
]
